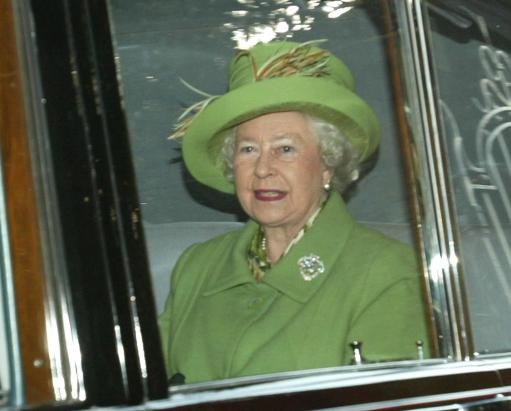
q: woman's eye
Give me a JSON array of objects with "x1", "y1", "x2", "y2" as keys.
[
  {"x1": 239, "y1": 145, "x2": 255, "y2": 153},
  {"x1": 280, "y1": 145, "x2": 294, "y2": 153}
]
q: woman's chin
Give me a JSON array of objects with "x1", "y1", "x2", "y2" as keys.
[{"x1": 255, "y1": 215, "x2": 298, "y2": 232}]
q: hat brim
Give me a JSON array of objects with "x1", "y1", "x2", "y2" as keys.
[{"x1": 182, "y1": 76, "x2": 380, "y2": 194}]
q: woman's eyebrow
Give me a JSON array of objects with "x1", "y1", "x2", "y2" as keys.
[
  {"x1": 235, "y1": 132, "x2": 302, "y2": 143},
  {"x1": 271, "y1": 133, "x2": 302, "y2": 143},
  {"x1": 235, "y1": 135, "x2": 257, "y2": 143}
]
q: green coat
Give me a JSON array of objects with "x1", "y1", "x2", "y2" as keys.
[{"x1": 159, "y1": 193, "x2": 429, "y2": 383}]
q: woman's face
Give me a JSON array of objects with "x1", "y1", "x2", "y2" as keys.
[{"x1": 233, "y1": 111, "x2": 332, "y2": 235}]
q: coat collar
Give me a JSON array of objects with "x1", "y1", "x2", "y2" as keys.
[
  {"x1": 201, "y1": 220, "x2": 257, "y2": 296},
  {"x1": 202, "y1": 192, "x2": 356, "y2": 303}
]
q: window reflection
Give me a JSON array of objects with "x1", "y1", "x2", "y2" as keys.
[
  {"x1": 224, "y1": 0, "x2": 356, "y2": 48},
  {"x1": 427, "y1": 0, "x2": 511, "y2": 355},
  {"x1": 108, "y1": 0, "x2": 430, "y2": 383}
]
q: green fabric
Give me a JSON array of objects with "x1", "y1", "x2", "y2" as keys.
[
  {"x1": 180, "y1": 41, "x2": 380, "y2": 194},
  {"x1": 159, "y1": 192, "x2": 430, "y2": 383}
]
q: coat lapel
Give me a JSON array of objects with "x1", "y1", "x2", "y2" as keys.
[{"x1": 264, "y1": 192, "x2": 356, "y2": 303}]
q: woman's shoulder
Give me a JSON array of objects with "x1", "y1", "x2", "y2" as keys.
[
  {"x1": 343, "y1": 222, "x2": 418, "y2": 277},
  {"x1": 169, "y1": 228, "x2": 236, "y2": 291},
  {"x1": 323, "y1": 193, "x2": 415, "y2": 259},
  {"x1": 353, "y1": 223, "x2": 414, "y2": 252},
  {"x1": 170, "y1": 222, "x2": 253, "y2": 283},
  {"x1": 181, "y1": 223, "x2": 247, "y2": 257}
]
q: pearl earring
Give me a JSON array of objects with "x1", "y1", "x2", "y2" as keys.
[{"x1": 324, "y1": 182, "x2": 331, "y2": 191}]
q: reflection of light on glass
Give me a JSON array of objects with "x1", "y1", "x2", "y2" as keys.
[
  {"x1": 286, "y1": 5, "x2": 299, "y2": 15},
  {"x1": 328, "y1": 7, "x2": 353, "y2": 18},
  {"x1": 429, "y1": 254, "x2": 448, "y2": 283},
  {"x1": 322, "y1": 0, "x2": 343, "y2": 9},
  {"x1": 275, "y1": 21, "x2": 290, "y2": 33},
  {"x1": 307, "y1": 0, "x2": 321, "y2": 9},
  {"x1": 292, "y1": 24, "x2": 312, "y2": 32},
  {"x1": 229, "y1": 0, "x2": 355, "y2": 48},
  {"x1": 271, "y1": 7, "x2": 286, "y2": 17},
  {"x1": 233, "y1": 25, "x2": 277, "y2": 49},
  {"x1": 231, "y1": 10, "x2": 249, "y2": 17},
  {"x1": 322, "y1": 0, "x2": 352, "y2": 18},
  {"x1": 449, "y1": 252, "x2": 459, "y2": 267}
]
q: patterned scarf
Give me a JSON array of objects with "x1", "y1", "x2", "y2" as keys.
[{"x1": 247, "y1": 201, "x2": 325, "y2": 281}]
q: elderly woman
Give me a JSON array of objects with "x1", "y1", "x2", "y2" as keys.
[{"x1": 159, "y1": 41, "x2": 429, "y2": 384}]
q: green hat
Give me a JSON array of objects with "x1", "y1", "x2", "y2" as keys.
[{"x1": 172, "y1": 40, "x2": 380, "y2": 194}]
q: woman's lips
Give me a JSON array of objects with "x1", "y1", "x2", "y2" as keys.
[{"x1": 254, "y1": 189, "x2": 287, "y2": 201}]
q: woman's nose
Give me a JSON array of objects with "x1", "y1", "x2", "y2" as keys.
[{"x1": 254, "y1": 150, "x2": 274, "y2": 178}]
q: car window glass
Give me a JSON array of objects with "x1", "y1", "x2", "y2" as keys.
[
  {"x1": 426, "y1": 0, "x2": 511, "y2": 355},
  {"x1": 107, "y1": 0, "x2": 432, "y2": 384}
]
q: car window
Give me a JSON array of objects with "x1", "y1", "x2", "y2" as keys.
[
  {"x1": 107, "y1": 0, "x2": 433, "y2": 384},
  {"x1": 425, "y1": 0, "x2": 511, "y2": 355}
]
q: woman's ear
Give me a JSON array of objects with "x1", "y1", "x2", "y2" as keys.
[{"x1": 322, "y1": 167, "x2": 334, "y2": 187}]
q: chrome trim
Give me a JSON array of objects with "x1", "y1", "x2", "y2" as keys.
[
  {"x1": 169, "y1": 359, "x2": 447, "y2": 395},
  {"x1": 114, "y1": 324, "x2": 129, "y2": 391},
  {"x1": 163, "y1": 387, "x2": 511, "y2": 411},
  {"x1": 104, "y1": 1, "x2": 150, "y2": 394},
  {"x1": 393, "y1": 0, "x2": 474, "y2": 360},
  {"x1": 140, "y1": 359, "x2": 510, "y2": 409},
  {"x1": 0, "y1": 137, "x2": 24, "y2": 407},
  {"x1": 12, "y1": 0, "x2": 86, "y2": 402}
]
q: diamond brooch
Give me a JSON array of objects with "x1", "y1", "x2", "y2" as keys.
[{"x1": 298, "y1": 254, "x2": 325, "y2": 281}]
